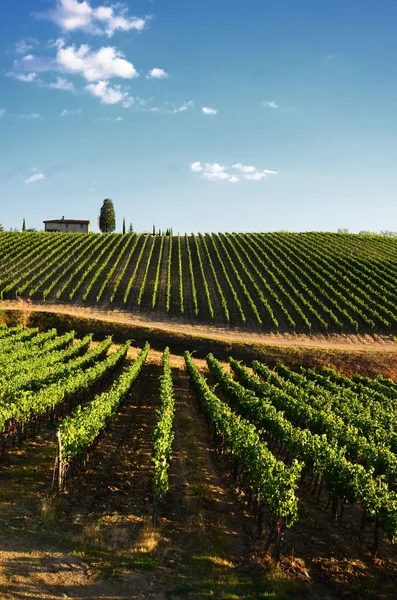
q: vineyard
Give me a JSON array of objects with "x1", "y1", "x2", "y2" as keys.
[
  {"x1": 0, "y1": 324, "x2": 397, "y2": 599},
  {"x1": 1, "y1": 231, "x2": 397, "y2": 333}
]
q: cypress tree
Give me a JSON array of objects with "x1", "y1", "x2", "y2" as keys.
[
  {"x1": 22, "y1": 218, "x2": 26, "y2": 232},
  {"x1": 122, "y1": 217, "x2": 126, "y2": 235},
  {"x1": 99, "y1": 198, "x2": 116, "y2": 233}
]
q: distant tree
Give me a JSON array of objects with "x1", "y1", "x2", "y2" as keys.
[
  {"x1": 128, "y1": 222, "x2": 134, "y2": 234},
  {"x1": 99, "y1": 198, "x2": 116, "y2": 233},
  {"x1": 152, "y1": 224, "x2": 156, "y2": 236},
  {"x1": 0, "y1": 224, "x2": 4, "y2": 231},
  {"x1": 122, "y1": 217, "x2": 126, "y2": 235},
  {"x1": 381, "y1": 230, "x2": 397, "y2": 238},
  {"x1": 22, "y1": 218, "x2": 26, "y2": 232}
]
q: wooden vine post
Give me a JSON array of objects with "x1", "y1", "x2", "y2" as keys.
[
  {"x1": 274, "y1": 517, "x2": 286, "y2": 563},
  {"x1": 55, "y1": 428, "x2": 63, "y2": 495},
  {"x1": 152, "y1": 496, "x2": 159, "y2": 528}
]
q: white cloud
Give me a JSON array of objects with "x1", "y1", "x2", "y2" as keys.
[
  {"x1": 25, "y1": 173, "x2": 45, "y2": 184},
  {"x1": 243, "y1": 172, "x2": 266, "y2": 181},
  {"x1": 191, "y1": 161, "x2": 203, "y2": 172},
  {"x1": 202, "y1": 107, "x2": 217, "y2": 115},
  {"x1": 172, "y1": 100, "x2": 194, "y2": 114},
  {"x1": 205, "y1": 163, "x2": 227, "y2": 174},
  {"x1": 60, "y1": 108, "x2": 81, "y2": 117},
  {"x1": 15, "y1": 38, "x2": 39, "y2": 55},
  {"x1": 46, "y1": 0, "x2": 148, "y2": 37},
  {"x1": 262, "y1": 101, "x2": 279, "y2": 108},
  {"x1": 48, "y1": 77, "x2": 75, "y2": 91},
  {"x1": 17, "y1": 113, "x2": 42, "y2": 120},
  {"x1": 191, "y1": 161, "x2": 279, "y2": 183},
  {"x1": 326, "y1": 54, "x2": 335, "y2": 60},
  {"x1": 203, "y1": 171, "x2": 230, "y2": 182},
  {"x1": 94, "y1": 115, "x2": 123, "y2": 122},
  {"x1": 0, "y1": 109, "x2": 6, "y2": 118},
  {"x1": 201, "y1": 163, "x2": 230, "y2": 182},
  {"x1": 10, "y1": 72, "x2": 38, "y2": 83},
  {"x1": 146, "y1": 68, "x2": 169, "y2": 79},
  {"x1": 85, "y1": 80, "x2": 133, "y2": 106},
  {"x1": 233, "y1": 163, "x2": 256, "y2": 173},
  {"x1": 57, "y1": 43, "x2": 138, "y2": 81}
]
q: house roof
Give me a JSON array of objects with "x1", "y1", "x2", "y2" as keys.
[{"x1": 43, "y1": 219, "x2": 90, "y2": 224}]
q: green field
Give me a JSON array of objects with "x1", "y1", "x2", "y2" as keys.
[{"x1": 1, "y1": 231, "x2": 397, "y2": 333}]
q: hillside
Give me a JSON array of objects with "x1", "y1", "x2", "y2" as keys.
[{"x1": 1, "y1": 231, "x2": 396, "y2": 334}]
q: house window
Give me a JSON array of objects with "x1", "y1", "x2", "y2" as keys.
[{"x1": 80, "y1": 224, "x2": 84, "y2": 229}]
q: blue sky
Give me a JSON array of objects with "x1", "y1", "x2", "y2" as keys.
[{"x1": 0, "y1": 0, "x2": 396, "y2": 233}]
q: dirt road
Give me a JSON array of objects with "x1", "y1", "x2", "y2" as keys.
[{"x1": 1, "y1": 300, "x2": 396, "y2": 351}]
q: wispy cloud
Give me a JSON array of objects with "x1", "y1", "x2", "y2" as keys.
[
  {"x1": 17, "y1": 113, "x2": 42, "y2": 120},
  {"x1": 233, "y1": 163, "x2": 256, "y2": 173},
  {"x1": 244, "y1": 172, "x2": 266, "y2": 181},
  {"x1": 326, "y1": 54, "x2": 335, "y2": 60},
  {"x1": 25, "y1": 173, "x2": 45, "y2": 184},
  {"x1": 146, "y1": 68, "x2": 168, "y2": 79},
  {"x1": 48, "y1": 76, "x2": 75, "y2": 91},
  {"x1": 0, "y1": 109, "x2": 6, "y2": 119},
  {"x1": 94, "y1": 116, "x2": 123, "y2": 122},
  {"x1": 262, "y1": 100, "x2": 279, "y2": 109},
  {"x1": 15, "y1": 38, "x2": 39, "y2": 55},
  {"x1": 9, "y1": 72, "x2": 38, "y2": 83},
  {"x1": 172, "y1": 100, "x2": 194, "y2": 114},
  {"x1": 202, "y1": 107, "x2": 217, "y2": 115},
  {"x1": 42, "y1": 0, "x2": 148, "y2": 37},
  {"x1": 60, "y1": 108, "x2": 82, "y2": 117},
  {"x1": 191, "y1": 161, "x2": 279, "y2": 183}
]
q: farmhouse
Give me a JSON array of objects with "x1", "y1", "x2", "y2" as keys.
[{"x1": 43, "y1": 217, "x2": 91, "y2": 233}]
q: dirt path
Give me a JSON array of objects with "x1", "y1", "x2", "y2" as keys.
[
  {"x1": 2, "y1": 300, "x2": 397, "y2": 350},
  {"x1": 158, "y1": 363, "x2": 298, "y2": 599}
]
